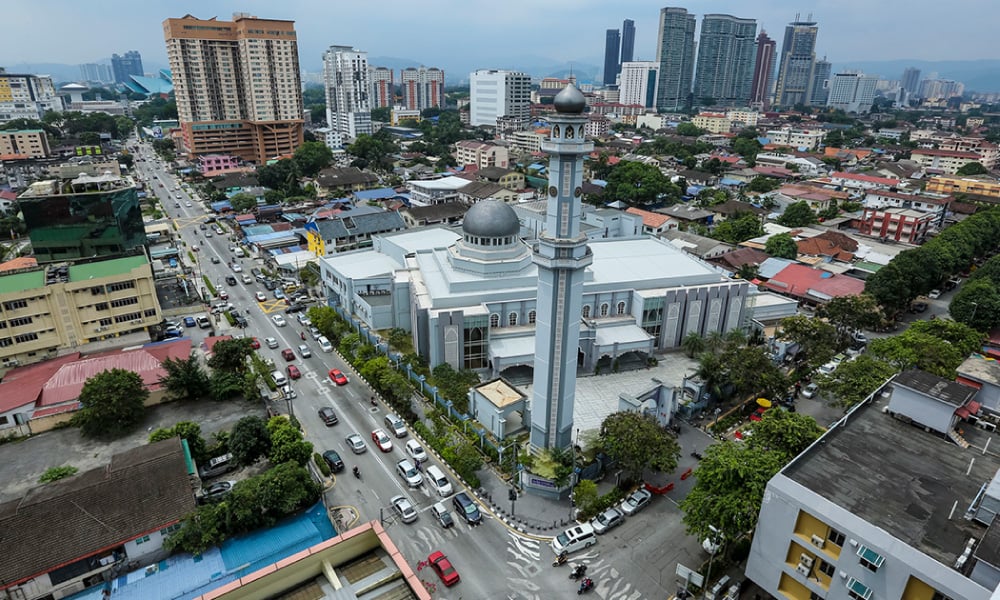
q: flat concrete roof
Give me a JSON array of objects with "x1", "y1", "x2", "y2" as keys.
[{"x1": 783, "y1": 392, "x2": 997, "y2": 567}]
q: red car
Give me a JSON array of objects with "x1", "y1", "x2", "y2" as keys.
[
  {"x1": 287, "y1": 365, "x2": 301, "y2": 379},
  {"x1": 428, "y1": 551, "x2": 460, "y2": 587},
  {"x1": 328, "y1": 368, "x2": 348, "y2": 385},
  {"x1": 371, "y1": 428, "x2": 393, "y2": 452},
  {"x1": 250, "y1": 338, "x2": 260, "y2": 349},
  {"x1": 281, "y1": 348, "x2": 295, "y2": 361}
]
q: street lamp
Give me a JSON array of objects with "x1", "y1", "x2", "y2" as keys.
[
  {"x1": 970, "y1": 301, "x2": 979, "y2": 324},
  {"x1": 702, "y1": 525, "x2": 723, "y2": 600}
]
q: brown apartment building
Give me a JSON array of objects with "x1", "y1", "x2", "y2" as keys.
[{"x1": 163, "y1": 13, "x2": 304, "y2": 164}]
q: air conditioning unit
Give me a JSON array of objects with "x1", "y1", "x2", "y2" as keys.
[
  {"x1": 799, "y1": 554, "x2": 815, "y2": 569},
  {"x1": 811, "y1": 535, "x2": 826, "y2": 549},
  {"x1": 796, "y1": 563, "x2": 811, "y2": 576}
]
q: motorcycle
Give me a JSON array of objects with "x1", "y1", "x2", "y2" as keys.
[
  {"x1": 569, "y1": 565, "x2": 587, "y2": 580},
  {"x1": 352, "y1": 466, "x2": 360, "y2": 479},
  {"x1": 690, "y1": 451, "x2": 703, "y2": 460},
  {"x1": 552, "y1": 552, "x2": 568, "y2": 567},
  {"x1": 578, "y1": 578, "x2": 594, "y2": 594}
]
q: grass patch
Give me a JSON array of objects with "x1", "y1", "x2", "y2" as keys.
[
  {"x1": 203, "y1": 275, "x2": 217, "y2": 297},
  {"x1": 188, "y1": 251, "x2": 197, "y2": 264}
]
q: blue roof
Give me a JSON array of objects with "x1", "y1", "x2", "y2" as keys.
[
  {"x1": 125, "y1": 74, "x2": 174, "y2": 96},
  {"x1": 756, "y1": 137, "x2": 770, "y2": 145},
  {"x1": 353, "y1": 187, "x2": 397, "y2": 200},
  {"x1": 720, "y1": 178, "x2": 743, "y2": 186},
  {"x1": 687, "y1": 185, "x2": 704, "y2": 195},
  {"x1": 210, "y1": 200, "x2": 233, "y2": 212}
]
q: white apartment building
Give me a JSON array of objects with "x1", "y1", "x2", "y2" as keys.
[
  {"x1": 826, "y1": 72, "x2": 878, "y2": 114},
  {"x1": 0, "y1": 71, "x2": 61, "y2": 123},
  {"x1": 455, "y1": 140, "x2": 509, "y2": 169},
  {"x1": 469, "y1": 70, "x2": 530, "y2": 128},
  {"x1": 766, "y1": 127, "x2": 826, "y2": 151},
  {"x1": 400, "y1": 66, "x2": 444, "y2": 111},
  {"x1": 726, "y1": 110, "x2": 759, "y2": 128},
  {"x1": 507, "y1": 130, "x2": 546, "y2": 154},
  {"x1": 323, "y1": 45, "x2": 373, "y2": 148}
]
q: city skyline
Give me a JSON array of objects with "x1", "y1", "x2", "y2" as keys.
[{"x1": 3, "y1": 0, "x2": 998, "y2": 79}]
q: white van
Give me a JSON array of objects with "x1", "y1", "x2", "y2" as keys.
[
  {"x1": 318, "y1": 336, "x2": 333, "y2": 353},
  {"x1": 271, "y1": 370, "x2": 287, "y2": 387},
  {"x1": 425, "y1": 465, "x2": 453, "y2": 497},
  {"x1": 384, "y1": 413, "x2": 408, "y2": 438},
  {"x1": 551, "y1": 523, "x2": 597, "y2": 556},
  {"x1": 233, "y1": 247, "x2": 245, "y2": 258}
]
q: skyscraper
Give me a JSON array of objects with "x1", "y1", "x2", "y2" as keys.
[
  {"x1": 603, "y1": 29, "x2": 621, "y2": 86},
  {"x1": 370, "y1": 67, "x2": 394, "y2": 109},
  {"x1": 530, "y1": 84, "x2": 593, "y2": 452},
  {"x1": 749, "y1": 31, "x2": 776, "y2": 109},
  {"x1": 323, "y1": 45, "x2": 373, "y2": 148},
  {"x1": 774, "y1": 18, "x2": 819, "y2": 107},
  {"x1": 693, "y1": 14, "x2": 757, "y2": 107},
  {"x1": 655, "y1": 7, "x2": 697, "y2": 112},
  {"x1": 80, "y1": 63, "x2": 113, "y2": 84},
  {"x1": 826, "y1": 72, "x2": 878, "y2": 113},
  {"x1": 621, "y1": 19, "x2": 636, "y2": 64},
  {"x1": 901, "y1": 67, "x2": 922, "y2": 95},
  {"x1": 469, "y1": 69, "x2": 530, "y2": 128},
  {"x1": 163, "y1": 14, "x2": 303, "y2": 163},
  {"x1": 619, "y1": 61, "x2": 659, "y2": 108},
  {"x1": 810, "y1": 59, "x2": 832, "y2": 106},
  {"x1": 401, "y1": 66, "x2": 445, "y2": 111},
  {"x1": 110, "y1": 51, "x2": 143, "y2": 84}
]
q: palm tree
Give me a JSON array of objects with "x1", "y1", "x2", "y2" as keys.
[
  {"x1": 705, "y1": 330, "x2": 726, "y2": 355},
  {"x1": 693, "y1": 351, "x2": 727, "y2": 403},
  {"x1": 724, "y1": 328, "x2": 748, "y2": 349},
  {"x1": 681, "y1": 332, "x2": 706, "y2": 358}
]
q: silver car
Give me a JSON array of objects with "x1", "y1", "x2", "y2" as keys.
[
  {"x1": 620, "y1": 488, "x2": 652, "y2": 516},
  {"x1": 591, "y1": 506, "x2": 625, "y2": 534},
  {"x1": 391, "y1": 495, "x2": 418, "y2": 523},
  {"x1": 396, "y1": 459, "x2": 424, "y2": 487},
  {"x1": 345, "y1": 433, "x2": 367, "y2": 454},
  {"x1": 297, "y1": 344, "x2": 312, "y2": 358}
]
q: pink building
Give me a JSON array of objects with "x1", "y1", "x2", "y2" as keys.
[{"x1": 198, "y1": 154, "x2": 240, "y2": 174}]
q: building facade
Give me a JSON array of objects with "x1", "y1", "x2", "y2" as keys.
[
  {"x1": 323, "y1": 45, "x2": 373, "y2": 149},
  {"x1": 655, "y1": 7, "x2": 697, "y2": 112},
  {"x1": 111, "y1": 50, "x2": 144, "y2": 83},
  {"x1": 826, "y1": 72, "x2": 877, "y2": 113},
  {"x1": 749, "y1": 31, "x2": 776, "y2": 109},
  {"x1": 454, "y1": 140, "x2": 509, "y2": 169},
  {"x1": 162, "y1": 14, "x2": 304, "y2": 163},
  {"x1": 0, "y1": 129, "x2": 50, "y2": 158},
  {"x1": 911, "y1": 148, "x2": 982, "y2": 174},
  {"x1": 901, "y1": 66, "x2": 921, "y2": 96},
  {"x1": 619, "y1": 61, "x2": 660, "y2": 108},
  {"x1": 774, "y1": 19, "x2": 819, "y2": 107},
  {"x1": 603, "y1": 29, "x2": 621, "y2": 86},
  {"x1": 79, "y1": 63, "x2": 113, "y2": 84},
  {"x1": 469, "y1": 69, "x2": 531, "y2": 128},
  {"x1": 693, "y1": 14, "x2": 757, "y2": 108},
  {"x1": 926, "y1": 175, "x2": 1000, "y2": 198},
  {"x1": 400, "y1": 66, "x2": 444, "y2": 111},
  {"x1": 370, "y1": 66, "x2": 394, "y2": 109},
  {"x1": 0, "y1": 255, "x2": 161, "y2": 369},
  {"x1": 0, "y1": 70, "x2": 61, "y2": 123},
  {"x1": 621, "y1": 19, "x2": 636, "y2": 64},
  {"x1": 692, "y1": 112, "x2": 732, "y2": 134},
  {"x1": 810, "y1": 59, "x2": 832, "y2": 106}
]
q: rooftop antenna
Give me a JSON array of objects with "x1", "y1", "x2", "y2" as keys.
[{"x1": 794, "y1": 12, "x2": 800, "y2": 22}]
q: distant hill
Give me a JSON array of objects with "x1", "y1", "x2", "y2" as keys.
[
  {"x1": 833, "y1": 59, "x2": 1000, "y2": 93},
  {"x1": 3, "y1": 61, "x2": 168, "y2": 85}
]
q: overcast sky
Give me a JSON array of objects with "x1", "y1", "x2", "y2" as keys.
[{"x1": 3, "y1": 0, "x2": 995, "y2": 73}]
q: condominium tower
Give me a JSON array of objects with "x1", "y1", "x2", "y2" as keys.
[
  {"x1": 469, "y1": 69, "x2": 530, "y2": 128},
  {"x1": 774, "y1": 19, "x2": 819, "y2": 107},
  {"x1": 826, "y1": 72, "x2": 877, "y2": 113},
  {"x1": 749, "y1": 31, "x2": 776, "y2": 109},
  {"x1": 400, "y1": 66, "x2": 445, "y2": 111},
  {"x1": 370, "y1": 66, "x2": 394, "y2": 109},
  {"x1": 810, "y1": 59, "x2": 832, "y2": 106},
  {"x1": 619, "y1": 62, "x2": 659, "y2": 108},
  {"x1": 0, "y1": 70, "x2": 61, "y2": 124},
  {"x1": 162, "y1": 14, "x2": 304, "y2": 163},
  {"x1": 693, "y1": 14, "x2": 757, "y2": 107},
  {"x1": 323, "y1": 45, "x2": 373, "y2": 149},
  {"x1": 655, "y1": 7, "x2": 697, "y2": 112},
  {"x1": 111, "y1": 51, "x2": 144, "y2": 84}
]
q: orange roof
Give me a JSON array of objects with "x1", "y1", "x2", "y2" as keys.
[
  {"x1": 626, "y1": 207, "x2": 671, "y2": 228},
  {"x1": 824, "y1": 147, "x2": 872, "y2": 160},
  {"x1": 0, "y1": 256, "x2": 37, "y2": 272}
]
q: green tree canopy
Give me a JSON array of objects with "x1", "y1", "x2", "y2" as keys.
[
  {"x1": 149, "y1": 421, "x2": 209, "y2": 463},
  {"x1": 745, "y1": 409, "x2": 823, "y2": 461},
  {"x1": 598, "y1": 411, "x2": 681, "y2": 481},
  {"x1": 778, "y1": 315, "x2": 838, "y2": 368},
  {"x1": 293, "y1": 141, "x2": 334, "y2": 177},
  {"x1": 229, "y1": 193, "x2": 258, "y2": 213},
  {"x1": 230, "y1": 416, "x2": 271, "y2": 466},
  {"x1": 867, "y1": 327, "x2": 974, "y2": 378},
  {"x1": 732, "y1": 137, "x2": 762, "y2": 166},
  {"x1": 371, "y1": 106, "x2": 391, "y2": 122},
  {"x1": 712, "y1": 213, "x2": 764, "y2": 244},
  {"x1": 209, "y1": 371, "x2": 245, "y2": 401},
  {"x1": 956, "y1": 161, "x2": 988, "y2": 176},
  {"x1": 745, "y1": 175, "x2": 780, "y2": 193},
  {"x1": 764, "y1": 232, "x2": 798, "y2": 259},
  {"x1": 267, "y1": 417, "x2": 313, "y2": 466},
  {"x1": 951, "y1": 279, "x2": 1000, "y2": 331},
  {"x1": 159, "y1": 354, "x2": 210, "y2": 402},
  {"x1": 822, "y1": 355, "x2": 898, "y2": 408},
  {"x1": 207, "y1": 338, "x2": 254, "y2": 375},
  {"x1": 603, "y1": 161, "x2": 680, "y2": 206},
  {"x1": 818, "y1": 294, "x2": 883, "y2": 344},
  {"x1": 777, "y1": 201, "x2": 818, "y2": 227},
  {"x1": 676, "y1": 122, "x2": 705, "y2": 136},
  {"x1": 72, "y1": 368, "x2": 149, "y2": 439},
  {"x1": 256, "y1": 159, "x2": 302, "y2": 196},
  {"x1": 432, "y1": 363, "x2": 480, "y2": 414}
]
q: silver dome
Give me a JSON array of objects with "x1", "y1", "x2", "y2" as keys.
[
  {"x1": 554, "y1": 84, "x2": 586, "y2": 114},
  {"x1": 462, "y1": 200, "x2": 520, "y2": 238}
]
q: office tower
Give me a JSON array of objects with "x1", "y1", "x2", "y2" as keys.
[
  {"x1": 530, "y1": 84, "x2": 593, "y2": 452},
  {"x1": 469, "y1": 69, "x2": 530, "y2": 128},
  {"x1": 749, "y1": 31, "x2": 776, "y2": 108},
  {"x1": 774, "y1": 18, "x2": 819, "y2": 107},
  {"x1": 901, "y1": 67, "x2": 922, "y2": 95},
  {"x1": 163, "y1": 14, "x2": 304, "y2": 163},
  {"x1": 603, "y1": 29, "x2": 621, "y2": 86},
  {"x1": 619, "y1": 61, "x2": 660, "y2": 108},
  {"x1": 810, "y1": 59, "x2": 832, "y2": 106},
  {"x1": 111, "y1": 51, "x2": 143, "y2": 84},
  {"x1": 826, "y1": 72, "x2": 878, "y2": 113},
  {"x1": 323, "y1": 45, "x2": 373, "y2": 148},
  {"x1": 621, "y1": 19, "x2": 636, "y2": 64},
  {"x1": 693, "y1": 14, "x2": 757, "y2": 107},
  {"x1": 370, "y1": 67, "x2": 394, "y2": 109},
  {"x1": 655, "y1": 7, "x2": 697, "y2": 111},
  {"x1": 0, "y1": 70, "x2": 61, "y2": 123},
  {"x1": 401, "y1": 66, "x2": 445, "y2": 111},
  {"x1": 79, "y1": 63, "x2": 113, "y2": 84}
]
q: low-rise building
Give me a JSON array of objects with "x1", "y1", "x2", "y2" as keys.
[
  {"x1": 313, "y1": 167, "x2": 379, "y2": 196},
  {"x1": 476, "y1": 166, "x2": 525, "y2": 190},
  {"x1": 197, "y1": 154, "x2": 240, "y2": 174},
  {"x1": 507, "y1": 129, "x2": 547, "y2": 154},
  {"x1": 936, "y1": 137, "x2": 999, "y2": 169},
  {"x1": 0, "y1": 129, "x2": 50, "y2": 158},
  {"x1": 304, "y1": 207, "x2": 407, "y2": 255},
  {"x1": 765, "y1": 127, "x2": 826, "y2": 151},
  {"x1": 407, "y1": 176, "x2": 472, "y2": 205},
  {"x1": 400, "y1": 202, "x2": 468, "y2": 228},
  {"x1": 925, "y1": 175, "x2": 1000, "y2": 198},
  {"x1": 726, "y1": 110, "x2": 759, "y2": 128},
  {"x1": 454, "y1": 140, "x2": 509, "y2": 169},
  {"x1": 457, "y1": 180, "x2": 520, "y2": 204},
  {"x1": 910, "y1": 148, "x2": 983, "y2": 174},
  {"x1": 692, "y1": 112, "x2": 732, "y2": 134},
  {"x1": 762, "y1": 263, "x2": 864, "y2": 305},
  {"x1": 391, "y1": 107, "x2": 421, "y2": 125},
  {"x1": 585, "y1": 114, "x2": 611, "y2": 137},
  {"x1": 827, "y1": 171, "x2": 901, "y2": 192},
  {"x1": 625, "y1": 206, "x2": 674, "y2": 235},
  {"x1": 857, "y1": 206, "x2": 936, "y2": 243},
  {"x1": 864, "y1": 189, "x2": 951, "y2": 228},
  {"x1": 756, "y1": 153, "x2": 827, "y2": 177}
]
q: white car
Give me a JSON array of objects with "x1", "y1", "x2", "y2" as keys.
[
  {"x1": 185, "y1": 201, "x2": 192, "y2": 207},
  {"x1": 405, "y1": 439, "x2": 428, "y2": 463},
  {"x1": 231, "y1": 264, "x2": 243, "y2": 273},
  {"x1": 241, "y1": 274, "x2": 253, "y2": 284},
  {"x1": 265, "y1": 337, "x2": 279, "y2": 349},
  {"x1": 255, "y1": 291, "x2": 267, "y2": 302},
  {"x1": 396, "y1": 459, "x2": 424, "y2": 487},
  {"x1": 391, "y1": 495, "x2": 418, "y2": 524},
  {"x1": 296, "y1": 313, "x2": 311, "y2": 326},
  {"x1": 928, "y1": 289, "x2": 942, "y2": 299},
  {"x1": 272, "y1": 315, "x2": 287, "y2": 327},
  {"x1": 818, "y1": 362, "x2": 837, "y2": 376}
]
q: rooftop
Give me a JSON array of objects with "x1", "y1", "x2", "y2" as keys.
[
  {"x1": 783, "y1": 393, "x2": 997, "y2": 568},
  {"x1": 894, "y1": 368, "x2": 977, "y2": 407},
  {"x1": 18, "y1": 173, "x2": 133, "y2": 198}
]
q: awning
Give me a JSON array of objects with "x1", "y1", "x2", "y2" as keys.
[
  {"x1": 756, "y1": 398, "x2": 771, "y2": 408},
  {"x1": 956, "y1": 407, "x2": 970, "y2": 419},
  {"x1": 956, "y1": 376, "x2": 983, "y2": 390},
  {"x1": 968, "y1": 400, "x2": 982, "y2": 414}
]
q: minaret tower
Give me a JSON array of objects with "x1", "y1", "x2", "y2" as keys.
[{"x1": 529, "y1": 84, "x2": 594, "y2": 452}]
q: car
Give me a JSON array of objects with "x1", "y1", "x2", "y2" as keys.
[
  {"x1": 317, "y1": 406, "x2": 339, "y2": 427},
  {"x1": 198, "y1": 480, "x2": 237, "y2": 504},
  {"x1": 345, "y1": 433, "x2": 366, "y2": 453},
  {"x1": 391, "y1": 495, "x2": 418, "y2": 524},
  {"x1": 322, "y1": 450, "x2": 345, "y2": 472},
  {"x1": 431, "y1": 502, "x2": 454, "y2": 528},
  {"x1": 225, "y1": 275, "x2": 237, "y2": 286},
  {"x1": 310, "y1": 327, "x2": 322, "y2": 340},
  {"x1": 817, "y1": 362, "x2": 837, "y2": 376},
  {"x1": 851, "y1": 331, "x2": 868, "y2": 346},
  {"x1": 272, "y1": 314, "x2": 287, "y2": 327},
  {"x1": 452, "y1": 492, "x2": 482, "y2": 525},
  {"x1": 286, "y1": 365, "x2": 301, "y2": 379},
  {"x1": 255, "y1": 291, "x2": 267, "y2": 302},
  {"x1": 590, "y1": 506, "x2": 625, "y2": 534},
  {"x1": 620, "y1": 488, "x2": 652, "y2": 516},
  {"x1": 218, "y1": 290, "x2": 229, "y2": 301},
  {"x1": 204, "y1": 231, "x2": 213, "y2": 238},
  {"x1": 198, "y1": 453, "x2": 237, "y2": 479},
  {"x1": 296, "y1": 313, "x2": 312, "y2": 326},
  {"x1": 928, "y1": 289, "x2": 942, "y2": 299},
  {"x1": 371, "y1": 428, "x2": 393, "y2": 452},
  {"x1": 281, "y1": 348, "x2": 295, "y2": 361},
  {"x1": 210, "y1": 302, "x2": 233, "y2": 315},
  {"x1": 162, "y1": 327, "x2": 183, "y2": 339},
  {"x1": 428, "y1": 551, "x2": 460, "y2": 587},
  {"x1": 273, "y1": 288, "x2": 285, "y2": 300},
  {"x1": 234, "y1": 314, "x2": 248, "y2": 329},
  {"x1": 185, "y1": 201, "x2": 192, "y2": 208},
  {"x1": 396, "y1": 459, "x2": 424, "y2": 487},
  {"x1": 252, "y1": 268, "x2": 264, "y2": 280},
  {"x1": 196, "y1": 316, "x2": 212, "y2": 329},
  {"x1": 265, "y1": 337, "x2": 279, "y2": 349},
  {"x1": 250, "y1": 337, "x2": 261, "y2": 349},
  {"x1": 231, "y1": 263, "x2": 243, "y2": 273},
  {"x1": 210, "y1": 256, "x2": 221, "y2": 264},
  {"x1": 263, "y1": 279, "x2": 278, "y2": 291},
  {"x1": 405, "y1": 439, "x2": 428, "y2": 463},
  {"x1": 328, "y1": 368, "x2": 348, "y2": 385},
  {"x1": 284, "y1": 303, "x2": 306, "y2": 313},
  {"x1": 241, "y1": 273, "x2": 253, "y2": 284},
  {"x1": 910, "y1": 301, "x2": 929, "y2": 313},
  {"x1": 183, "y1": 316, "x2": 197, "y2": 328},
  {"x1": 281, "y1": 384, "x2": 297, "y2": 399},
  {"x1": 174, "y1": 202, "x2": 181, "y2": 208},
  {"x1": 199, "y1": 223, "x2": 207, "y2": 230},
  {"x1": 192, "y1": 245, "x2": 200, "y2": 252},
  {"x1": 297, "y1": 344, "x2": 312, "y2": 358},
  {"x1": 802, "y1": 383, "x2": 820, "y2": 399}
]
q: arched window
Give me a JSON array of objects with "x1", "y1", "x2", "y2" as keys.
[
  {"x1": 490, "y1": 313, "x2": 500, "y2": 328},
  {"x1": 617, "y1": 301, "x2": 626, "y2": 315},
  {"x1": 552, "y1": 125, "x2": 560, "y2": 138},
  {"x1": 566, "y1": 126, "x2": 575, "y2": 139},
  {"x1": 508, "y1": 312, "x2": 518, "y2": 326},
  {"x1": 528, "y1": 310, "x2": 536, "y2": 324},
  {"x1": 578, "y1": 125, "x2": 585, "y2": 138},
  {"x1": 582, "y1": 305, "x2": 591, "y2": 318},
  {"x1": 600, "y1": 303, "x2": 609, "y2": 317}
]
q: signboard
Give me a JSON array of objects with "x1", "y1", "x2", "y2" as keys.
[{"x1": 675, "y1": 564, "x2": 704, "y2": 587}]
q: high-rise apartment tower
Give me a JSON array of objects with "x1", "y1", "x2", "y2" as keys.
[
  {"x1": 323, "y1": 45, "x2": 373, "y2": 148},
  {"x1": 693, "y1": 14, "x2": 757, "y2": 107},
  {"x1": 401, "y1": 66, "x2": 445, "y2": 111},
  {"x1": 655, "y1": 7, "x2": 697, "y2": 111},
  {"x1": 774, "y1": 18, "x2": 819, "y2": 107},
  {"x1": 603, "y1": 29, "x2": 621, "y2": 86},
  {"x1": 749, "y1": 31, "x2": 776, "y2": 109}
]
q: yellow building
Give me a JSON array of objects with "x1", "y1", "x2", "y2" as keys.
[
  {"x1": 926, "y1": 174, "x2": 1000, "y2": 198},
  {"x1": 691, "y1": 112, "x2": 732, "y2": 134},
  {"x1": 0, "y1": 255, "x2": 162, "y2": 368},
  {"x1": 0, "y1": 129, "x2": 50, "y2": 158}
]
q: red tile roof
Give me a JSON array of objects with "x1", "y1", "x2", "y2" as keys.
[
  {"x1": 0, "y1": 190, "x2": 17, "y2": 201},
  {"x1": 0, "y1": 353, "x2": 81, "y2": 413},
  {"x1": 912, "y1": 148, "x2": 981, "y2": 159},
  {"x1": 831, "y1": 171, "x2": 900, "y2": 186},
  {"x1": 0, "y1": 256, "x2": 38, "y2": 272},
  {"x1": 763, "y1": 264, "x2": 865, "y2": 300},
  {"x1": 626, "y1": 207, "x2": 671, "y2": 229}
]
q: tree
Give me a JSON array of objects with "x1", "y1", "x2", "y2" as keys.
[
  {"x1": 293, "y1": 141, "x2": 334, "y2": 177},
  {"x1": 681, "y1": 332, "x2": 706, "y2": 358},
  {"x1": 159, "y1": 354, "x2": 210, "y2": 402},
  {"x1": 745, "y1": 409, "x2": 823, "y2": 461},
  {"x1": 764, "y1": 233, "x2": 798, "y2": 259},
  {"x1": 712, "y1": 213, "x2": 764, "y2": 244},
  {"x1": 371, "y1": 107, "x2": 391, "y2": 122},
  {"x1": 732, "y1": 137, "x2": 762, "y2": 166},
  {"x1": 149, "y1": 421, "x2": 209, "y2": 462},
  {"x1": 822, "y1": 355, "x2": 897, "y2": 408},
  {"x1": 818, "y1": 294, "x2": 883, "y2": 344},
  {"x1": 432, "y1": 363, "x2": 480, "y2": 415},
  {"x1": 868, "y1": 330, "x2": 968, "y2": 378},
  {"x1": 777, "y1": 201, "x2": 818, "y2": 227},
  {"x1": 207, "y1": 338, "x2": 254, "y2": 375},
  {"x1": 956, "y1": 161, "x2": 988, "y2": 176},
  {"x1": 256, "y1": 159, "x2": 302, "y2": 196},
  {"x1": 230, "y1": 416, "x2": 271, "y2": 466},
  {"x1": 951, "y1": 279, "x2": 1000, "y2": 331},
  {"x1": 603, "y1": 161, "x2": 679, "y2": 205},
  {"x1": 572, "y1": 479, "x2": 600, "y2": 516},
  {"x1": 721, "y1": 346, "x2": 788, "y2": 401},
  {"x1": 209, "y1": 371, "x2": 245, "y2": 401},
  {"x1": 745, "y1": 175, "x2": 779, "y2": 194},
  {"x1": 229, "y1": 193, "x2": 258, "y2": 213},
  {"x1": 598, "y1": 411, "x2": 681, "y2": 481},
  {"x1": 778, "y1": 315, "x2": 838, "y2": 368},
  {"x1": 676, "y1": 122, "x2": 705, "y2": 136},
  {"x1": 72, "y1": 368, "x2": 148, "y2": 439},
  {"x1": 267, "y1": 417, "x2": 313, "y2": 466}
]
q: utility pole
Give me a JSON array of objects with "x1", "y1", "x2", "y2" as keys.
[{"x1": 509, "y1": 487, "x2": 517, "y2": 516}]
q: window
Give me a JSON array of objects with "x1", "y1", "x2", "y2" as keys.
[
  {"x1": 0, "y1": 338, "x2": 10, "y2": 347},
  {"x1": 114, "y1": 312, "x2": 142, "y2": 324},
  {"x1": 110, "y1": 297, "x2": 139, "y2": 308},
  {"x1": 856, "y1": 545, "x2": 884, "y2": 572},
  {"x1": 828, "y1": 528, "x2": 846, "y2": 547},
  {"x1": 14, "y1": 332, "x2": 38, "y2": 343},
  {"x1": 8, "y1": 316, "x2": 32, "y2": 327},
  {"x1": 818, "y1": 560, "x2": 835, "y2": 577},
  {"x1": 2, "y1": 299, "x2": 27, "y2": 310},
  {"x1": 135, "y1": 535, "x2": 151, "y2": 545},
  {"x1": 95, "y1": 302, "x2": 109, "y2": 311},
  {"x1": 600, "y1": 303, "x2": 609, "y2": 317},
  {"x1": 160, "y1": 523, "x2": 181, "y2": 536},
  {"x1": 846, "y1": 577, "x2": 872, "y2": 600},
  {"x1": 508, "y1": 312, "x2": 518, "y2": 326},
  {"x1": 582, "y1": 305, "x2": 591, "y2": 318},
  {"x1": 144, "y1": 308, "x2": 157, "y2": 317},
  {"x1": 107, "y1": 281, "x2": 136, "y2": 293},
  {"x1": 490, "y1": 313, "x2": 500, "y2": 328},
  {"x1": 528, "y1": 310, "x2": 536, "y2": 324},
  {"x1": 616, "y1": 301, "x2": 626, "y2": 315}
]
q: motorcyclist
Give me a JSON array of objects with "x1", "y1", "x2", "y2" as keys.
[
  {"x1": 352, "y1": 465, "x2": 360, "y2": 478},
  {"x1": 579, "y1": 578, "x2": 594, "y2": 593}
]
